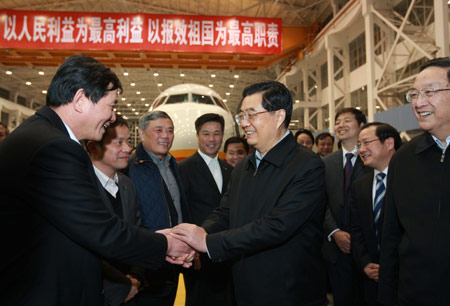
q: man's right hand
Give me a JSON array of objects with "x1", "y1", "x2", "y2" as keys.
[
  {"x1": 165, "y1": 233, "x2": 195, "y2": 268},
  {"x1": 363, "y1": 263, "x2": 379, "y2": 281},
  {"x1": 332, "y1": 230, "x2": 351, "y2": 253}
]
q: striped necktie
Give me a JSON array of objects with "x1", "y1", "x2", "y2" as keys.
[{"x1": 374, "y1": 172, "x2": 386, "y2": 248}]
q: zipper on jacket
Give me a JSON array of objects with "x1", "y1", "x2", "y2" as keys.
[{"x1": 440, "y1": 149, "x2": 445, "y2": 163}]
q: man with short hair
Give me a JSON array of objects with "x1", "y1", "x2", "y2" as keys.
[
  {"x1": 322, "y1": 107, "x2": 369, "y2": 306},
  {"x1": 0, "y1": 55, "x2": 191, "y2": 306},
  {"x1": 224, "y1": 136, "x2": 249, "y2": 167},
  {"x1": 350, "y1": 122, "x2": 401, "y2": 306},
  {"x1": 127, "y1": 111, "x2": 190, "y2": 306},
  {"x1": 86, "y1": 115, "x2": 144, "y2": 306},
  {"x1": 173, "y1": 81, "x2": 328, "y2": 306},
  {"x1": 178, "y1": 113, "x2": 234, "y2": 306},
  {"x1": 315, "y1": 132, "x2": 335, "y2": 157},
  {"x1": 378, "y1": 57, "x2": 450, "y2": 306},
  {"x1": 0, "y1": 122, "x2": 8, "y2": 143}
]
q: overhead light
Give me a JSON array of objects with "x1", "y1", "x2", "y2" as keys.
[
  {"x1": 356, "y1": 106, "x2": 361, "y2": 110},
  {"x1": 135, "y1": 112, "x2": 139, "y2": 115},
  {"x1": 38, "y1": 71, "x2": 44, "y2": 75},
  {"x1": 127, "y1": 103, "x2": 131, "y2": 107},
  {"x1": 314, "y1": 85, "x2": 318, "y2": 89},
  {"x1": 141, "y1": 98, "x2": 145, "y2": 101},
  {"x1": 121, "y1": 97, "x2": 126, "y2": 101},
  {"x1": 145, "y1": 103, "x2": 149, "y2": 107},
  {"x1": 132, "y1": 108, "x2": 135, "y2": 111},
  {"x1": 130, "y1": 83, "x2": 136, "y2": 87},
  {"x1": 113, "y1": 108, "x2": 116, "y2": 112},
  {"x1": 6, "y1": 71, "x2": 12, "y2": 75},
  {"x1": 234, "y1": 75, "x2": 239, "y2": 79},
  {"x1": 158, "y1": 83, "x2": 162, "y2": 87},
  {"x1": 180, "y1": 73, "x2": 185, "y2": 77},
  {"x1": 117, "y1": 112, "x2": 121, "y2": 115},
  {"x1": 229, "y1": 84, "x2": 234, "y2": 88},
  {"x1": 123, "y1": 116, "x2": 128, "y2": 119},
  {"x1": 123, "y1": 72, "x2": 129, "y2": 76},
  {"x1": 295, "y1": 100, "x2": 300, "y2": 103},
  {"x1": 376, "y1": 105, "x2": 380, "y2": 109},
  {"x1": 209, "y1": 84, "x2": 213, "y2": 87},
  {"x1": 136, "y1": 91, "x2": 141, "y2": 94},
  {"x1": 225, "y1": 92, "x2": 230, "y2": 96},
  {"x1": 42, "y1": 90, "x2": 47, "y2": 94},
  {"x1": 223, "y1": 99, "x2": 227, "y2": 102},
  {"x1": 211, "y1": 74, "x2": 216, "y2": 78},
  {"x1": 26, "y1": 81, "x2": 31, "y2": 85},
  {"x1": 153, "y1": 72, "x2": 159, "y2": 77}
]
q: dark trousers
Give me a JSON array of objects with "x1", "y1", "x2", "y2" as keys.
[
  {"x1": 135, "y1": 284, "x2": 177, "y2": 306},
  {"x1": 328, "y1": 252, "x2": 366, "y2": 306}
]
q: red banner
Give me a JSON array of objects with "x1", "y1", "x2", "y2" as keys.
[{"x1": 0, "y1": 9, "x2": 282, "y2": 54}]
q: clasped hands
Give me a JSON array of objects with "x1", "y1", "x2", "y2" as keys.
[{"x1": 157, "y1": 223, "x2": 208, "y2": 268}]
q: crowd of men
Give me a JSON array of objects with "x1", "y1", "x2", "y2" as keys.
[{"x1": 0, "y1": 55, "x2": 449, "y2": 306}]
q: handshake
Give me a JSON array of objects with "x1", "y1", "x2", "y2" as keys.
[{"x1": 157, "y1": 223, "x2": 208, "y2": 268}]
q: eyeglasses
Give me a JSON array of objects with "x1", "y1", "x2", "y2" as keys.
[
  {"x1": 235, "y1": 110, "x2": 271, "y2": 126},
  {"x1": 356, "y1": 138, "x2": 380, "y2": 149},
  {"x1": 405, "y1": 87, "x2": 450, "y2": 103}
]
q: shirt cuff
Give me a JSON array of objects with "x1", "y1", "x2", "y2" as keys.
[{"x1": 328, "y1": 228, "x2": 341, "y2": 242}]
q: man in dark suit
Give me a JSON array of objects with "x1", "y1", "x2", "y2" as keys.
[
  {"x1": 178, "y1": 113, "x2": 234, "y2": 306},
  {"x1": 350, "y1": 122, "x2": 401, "y2": 306},
  {"x1": 322, "y1": 107, "x2": 369, "y2": 306},
  {"x1": 86, "y1": 115, "x2": 144, "y2": 306},
  {"x1": 128, "y1": 111, "x2": 190, "y2": 306},
  {"x1": 378, "y1": 57, "x2": 450, "y2": 306},
  {"x1": 173, "y1": 81, "x2": 328, "y2": 306},
  {"x1": 0, "y1": 55, "x2": 192, "y2": 306}
]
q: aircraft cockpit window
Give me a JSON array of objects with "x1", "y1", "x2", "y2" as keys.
[
  {"x1": 212, "y1": 97, "x2": 226, "y2": 110},
  {"x1": 192, "y1": 94, "x2": 215, "y2": 105},
  {"x1": 165, "y1": 94, "x2": 189, "y2": 104},
  {"x1": 152, "y1": 97, "x2": 165, "y2": 108}
]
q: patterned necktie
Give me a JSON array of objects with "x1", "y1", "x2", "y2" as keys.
[
  {"x1": 343, "y1": 153, "x2": 353, "y2": 226},
  {"x1": 374, "y1": 172, "x2": 386, "y2": 248}
]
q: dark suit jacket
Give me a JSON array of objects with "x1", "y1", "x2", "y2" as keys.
[
  {"x1": 178, "y1": 151, "x2": 232, "y2": 226},
  {"x1": 0, "y1": 106, "x2": 167, "y2": 306},
  {"x1": 178, "y1": 151, "x2": 233, "y2": 306},
  {"x1": 378, "y1": 133, "x2": 450, "y2": 306},
  {"x1": 350, "y1": 172, "x2": 381, "y2": 303},
  {"x1": 95, "y1": 172, "x2": 144, "y2": 306},
  {"x1": 322, "y1": 149, "x2": 370, "y2": 263},
  {"x1": 203, "y1": 134, "x2": 327, "y2": 306}
]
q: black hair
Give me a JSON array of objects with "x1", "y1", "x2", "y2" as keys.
[
  {"x1": 224, "y1": 136, "x2": 249, "y2": 153},
  {"x1": 360, "y1": 122, "x2": 402, "y2": 150},
  {"x1": 46, "y1": 55, "x2": 122, "y2": 107},
  {"x1": 419, "y1": 57, "x2": 450, "y2": 82},
  {"x1": 195, "y1": 113, "x2": 224, "y2": 134},
  {"x1": 294, "y1": 128, "x2": 314, "y2": 144},
  {"x1": 239, "y1": 81, "x2": 293, "y2": 129},
  {"x1": 315, "y1": 132, "x2": 334, "y2": 145},
  {"x1": 335, "y1": 107, "x2": 367, "y2": 125}
]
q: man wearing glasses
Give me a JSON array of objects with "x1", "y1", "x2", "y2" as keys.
[
  {"x1": 171, "y1": 81, "x2": 328, "y2": 306},
  {"x1": 378, "y1": 57, "x2": 450, "y2": 306},
  {"x1": 349, "y1": 122, "x2": 401, "y2": 306}
]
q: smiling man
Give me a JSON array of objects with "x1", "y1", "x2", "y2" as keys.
[
  {"x1": 0, "y1": 56, "x2": 192, "y2": 306},
  {"x1": 322, "y1": 107, "x2": 369, "y2": 306},
  {"x1": 378, "y1": 57, "x2": 450, "y2": 306},
  {"x1": 178, "y1": 113, "x2": 234, "y2": 306},
  {"x1": 172, "y1": 81, "x2": 328, "y2": 306},
  {"x1": 128, "y1": 111, "x2": 190, "y2": 306},
  {"x1": 349, "y1": 122, "x2": 401, "y2": 306}
]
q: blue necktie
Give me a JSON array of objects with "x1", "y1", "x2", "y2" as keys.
[
  {"x1": 374, "y1": 172, "x2": 386, "y2": 248},
  {"x1": 343, "y1": 153, "x2": 353, "y2": 226}
]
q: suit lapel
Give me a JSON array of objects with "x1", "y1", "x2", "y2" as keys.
[
  {"x1": 194, "y1": 152, "x2": 221, "y2": 194},
  {"x1": 219, "y1": 159, "x2": 231, "y2": 194},
  {"x1": 117, "y1": 177, "x2": 130, "y2": 222},
  {"x1": 332, "y1": 150, "x2": 344, "y2": 192}
]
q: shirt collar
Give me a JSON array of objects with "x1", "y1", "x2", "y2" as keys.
[
  {"x1": 342, "y1": 145, "x2": 358, "y2": 157},
  {"x1": 62, "y1": 121, "x2": 80, "y2": 144},
  {"x1": 255, "y1": 130, "x2": 290, "y2": 160},
  {"x1": 198, "y1": 149, "x2": 218, "y2": 165},
  {"x1": 93, "y1": 165, "x2": 119, "y2": 189},
  {"x1": 374, "y1": 167, "x2": 388, "y2": 177},
  {"x1": 431, "y1": 134, "x2": 450, "y2": 151},
  {"x1": 146, "y1": 148, "x2": 172, "y2": 167}
]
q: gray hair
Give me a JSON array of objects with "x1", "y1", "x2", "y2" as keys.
[{"x1": 138, "y1": 111, "x2": 173, "y2": 131}]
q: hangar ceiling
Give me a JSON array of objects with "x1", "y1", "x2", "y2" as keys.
[{"x1": 0, "y1": 0, "x2": 348, "y2": 120}]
